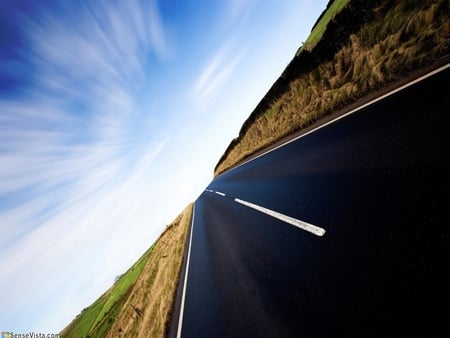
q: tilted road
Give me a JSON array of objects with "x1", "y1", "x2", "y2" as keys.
[{"x1": 172, "y1": 65, "x2": 450, "y2": 337}]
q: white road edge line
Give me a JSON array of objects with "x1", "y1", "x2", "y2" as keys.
[
  {"x1": 234, "y1": 198, "x2": 326, "y2": 237},
  {"x1": 214, "y1": 191, "x2": 226, "y2": 196},
  {"x1": 223, "y1": 63, "x2": 450, "y2": 175},
  {"x1": 176, "y1": 204, "x2": 196, "y2": 338}
]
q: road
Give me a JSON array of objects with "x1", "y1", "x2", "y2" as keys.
[{"x1": 172, "y1": 65, "x2": 450, "y2": 337}]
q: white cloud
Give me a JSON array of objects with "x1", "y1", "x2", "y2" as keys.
[
  {"x1": 227, "y1": 0, "x2": 258, "y2": 24},
  {"x1": 0, "y1": 133, "x2": 167, "y2": 330},
  {"x1": 193, "y1": 44, "x2": 246, "y2": 107},
  {"x1": 0, "y1": 0, "x2": 176, "y2": 331}
]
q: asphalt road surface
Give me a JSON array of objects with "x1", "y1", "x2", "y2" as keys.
[{"x1": 173, "y1": 65, "x2": 450, "y2": 337}]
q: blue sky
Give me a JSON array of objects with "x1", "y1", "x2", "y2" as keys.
[{"x1": 0, "y1": 0, "x2": 327, "y2": 332}]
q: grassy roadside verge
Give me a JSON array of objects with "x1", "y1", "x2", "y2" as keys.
[
  {"x1": 60, "y1": 204, "x2": 193, "y2": 338},
  {"x1": 215, "y1": 0, "x2": 450, "y2": 176}
]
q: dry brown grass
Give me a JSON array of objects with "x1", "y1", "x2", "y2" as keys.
[
  {"x1": 215, "y1": 0, "x2": 450, "y2": 176},
  {"x1": 103, "y1": 204, "x2": 192, "y2": 338}
]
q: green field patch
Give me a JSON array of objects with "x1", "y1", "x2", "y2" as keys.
[
  {"x1": 298, "y1": 0, "x2": 350, "y2": 54},
  {"x1": 61, "y1": 245, "x2": 155, "y2": 338}
]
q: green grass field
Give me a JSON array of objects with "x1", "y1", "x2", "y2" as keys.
[
  {"x1": 298, "y1": 0, "x2": 350, "y2": 54},
  {"x1": 61, "y1": 245, "x2": 155, "y2": 338}
]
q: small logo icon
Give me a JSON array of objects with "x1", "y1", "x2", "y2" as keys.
[{"x1": 2, "y1": 332, "x2": 11, "y2": 338}]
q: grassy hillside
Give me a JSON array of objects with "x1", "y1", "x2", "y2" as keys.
[
  {"x1": 60, "y1": 204, "x2": 192, "y2": 338},
  {"x1": 215, "y1": 0, "x2": 450, "y2": 176},
  {"x1": 60, "y1": 246, "x2": 155, "y2": 338},
  {"x1": 299, "y1": 0, "x2": 350, "y2": 53}
]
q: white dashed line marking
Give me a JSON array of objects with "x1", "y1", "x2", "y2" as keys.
[
  {"x1": 214, "y1": 191, "x2": 226, "y2": 196},
  {"x1": 234, "y1": 198, "x2": 326, "y2": 237}
]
